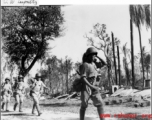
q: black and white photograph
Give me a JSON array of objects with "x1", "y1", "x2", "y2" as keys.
[{"x1": 1, "y1": 0, "x2": 151, "y2": 120}]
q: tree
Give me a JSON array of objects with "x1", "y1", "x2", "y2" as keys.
[
  {"x1": 144, "y1": 54, "x2": 150, "y2": 79},
  {"x1": 85, "y1": 23, "x2": 120, "y2": 86},
  {"x1": 129, "y1": 5, "x2": 151, "y2": 87},
  {"x1": 122, "y1": 43, "x2": 131, "y2": 86},
  {"x1": 139, "y1": 47, "x2": 151, "y2": 79},
  {"x1": 65, "y1": 57, "x2": 73, "y2": 94},
  {"x1": 2, "y1": 6, "x2": 64, "y2": 77},
  {"x1": 74, "y1": 61, "x2": 81, "y2": 71},
  {"x1": 46, "y1": 56, "x2": 60, "y2": 94},
  {"x1": 130, "y1": 19, "x2": 135, "y2": 88}
]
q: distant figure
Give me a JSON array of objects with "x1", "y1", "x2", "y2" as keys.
[
  {"x1": 13, "y1": 75, "x2": 26, "y2": 112},
  {"x1": 30, "y1": 73, "x2": 49, "y2": 116},
  {"x1": 1, "y1": 78, "x2": 12, "y2": 111},
  {"x1": 79, "y1": 47, "x2": 107, "y2": 120}
]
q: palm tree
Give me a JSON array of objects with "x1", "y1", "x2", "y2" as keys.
[
  {"x1": 129, "y1": 5, "x2": 151, "y2": 87},
  {"x1": 140, "y1": 47, "x2": 151, "y2": 79},
  {"x1": 144, "y1": 54, "x2": 150, "y2": 79},
  {"x1": 130, "y1": 19, "x2": 135, "y2": 88},
  {"x1": 122, "y1": 43, "x2": 131, "y2": 86}
]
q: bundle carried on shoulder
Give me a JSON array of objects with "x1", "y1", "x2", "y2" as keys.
[{"x1": 72, "y1": 70, "x2": 83, "y2": 92}]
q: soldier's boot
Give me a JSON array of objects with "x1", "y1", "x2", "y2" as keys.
[
  {"x1": 19, "y1": 102, "x2": 23, "y2": 112},
  {"x1": 13, "y1": 103, "x2": 18, "y2": 111},
  {"x1": 2, "y1": 103, "x2": 5, "y2": 110},
  {"x1": 35, "y1": 104, "x2": 42, "y2": 116},
  {"x1": 32, "y1": 104, "x2": 36, "y2": 114},
  {"x1": 80, "y1": 108, "x2": 86, "y2": 120},
  {"x1": 97, "y1": 106, "x2": 105, "y2": 120}
]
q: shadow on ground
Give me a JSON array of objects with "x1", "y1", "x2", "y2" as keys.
[
  {"x1": 1, "y1": 111, "x2": 14, "y2": 113},
  {"x1": 1, "y1": 113, "x2": 34, "y2": 116},
  {"x1": 40, "y1": 102, "x2": 80, "y2": 107},
  {"x1": 63, "y1": 117, "x2": 99, "y2": 120}
]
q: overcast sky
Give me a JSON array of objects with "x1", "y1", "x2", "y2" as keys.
[
  {"x1": 2, "y1": 0, "x2": 151, "y2": 78},
  {"x1": 29, "y1": 4, "x2": 151, "y2": 76},
  {"x1": 49, "y1": 5, "x2": 151, "y2": 62}
]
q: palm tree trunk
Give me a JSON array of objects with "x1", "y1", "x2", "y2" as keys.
[
  {"x1": 117, "y1": 46, "x2": 121, "y2": 86},
  {"x1": 130, "y1": 19, "x2": 135, "y2": 89},
  {"x1": 137, "y1": 26, "x2": 145, "y2": 87},
  {"x1": 112, "y1": 32, "x2": 118, "y2": 85}
]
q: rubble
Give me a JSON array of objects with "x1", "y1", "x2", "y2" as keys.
[{"x1": 104, "y1": 87, "x2": 151, "y2": 107}]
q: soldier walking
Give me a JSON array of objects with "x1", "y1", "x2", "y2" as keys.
[
  {"x1": 1, "y1": 78, "x2": 12, "y2": 111},
  {"x1": 30, "y1": 73, "x2": 49, "y2": 116},
  {"x1": 13, "y1": 75, "x2": 26, "y2": 112},
  {"x1": 79, "y1": 47, "x2": 107, "y2": 120}
]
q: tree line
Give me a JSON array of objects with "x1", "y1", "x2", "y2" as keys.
[{"x1": 1, "y1": 5, "x2": 151, "y2": 95}]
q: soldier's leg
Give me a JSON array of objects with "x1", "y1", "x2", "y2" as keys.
[
  {"x1": 97, "y1": 105, "x2": 104, "y2": 120},
  {"x1": 2, "y1": 95, "x2": 6, "y2": 110},
  {"x1": 32, "y1": 93, "x2": 42, "y2": 116},
  {"x1": 19, "y1": 94, "x2": 24, "y2": 112},
  {"x1": 31, "y1": 93, "x2": 36, "y2": 114},
  {"x1": 80, "y1": 89, "x2": 90, "y2": 120},
  {"x1": 32, "y1": 103, "x2": 36, "y2": 114},
  {"x1": 6, "y1": 94, "x2": 11, "y2": 111},
  {"x1": 14, "y1": 94, "x2": 19, "y2": 111},
  {"x1": 91, "y1": 92, "x2": 104, "y2": 120}
]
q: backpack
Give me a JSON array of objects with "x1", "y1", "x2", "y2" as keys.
[{"x1": 72, "y1": 71, "x2": 83, "y2": 92}]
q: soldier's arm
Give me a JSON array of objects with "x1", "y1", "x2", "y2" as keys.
[
  {"x1": 41, "y1": 82, "x2": 49, "y2": 89},
  {"x1": 94, "y1": 56, "x2": 107, "y2": 68},
  {"x1": 81, "y1": 77, "x2": 98, "y2": 90},
  {"x1": 22, "y1": 83, "x2": 26, "y2": 93}
]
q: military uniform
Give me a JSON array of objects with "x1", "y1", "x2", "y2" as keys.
[
  {"x1": 1, "y1": 78, "x2": 12, "y2": 111},
  {"x1": 79, "y1": 47, "x2": 106, "y2": 120},
  {"x1": 30, "y1": 73, "x2": 47, "y2": 116},
  {"x1": 13, "y1": 75, "x2": 25, "y2": 112},
  {"x1": 79, "y1": 62, "x2": 104, "y2": 108}
]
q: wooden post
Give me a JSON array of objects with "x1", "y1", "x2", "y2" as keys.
[
  {"x1": 117, "y1": 46, "x2": 121, "y2": 86},
  {"x1": 112, "y1": 32, "x2": 117, "y2": 85}
]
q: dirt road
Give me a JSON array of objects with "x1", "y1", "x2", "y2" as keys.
[{"x1": 1, "y1": 98, "x2": 150, "y2": 120}]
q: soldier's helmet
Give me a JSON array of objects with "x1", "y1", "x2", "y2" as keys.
[
  {"x1": 35, "y1": 73, "x2": 42, "y2": 79},
  {"x1": 85, "y1": 47, "x2": 98, "y2": 56}
]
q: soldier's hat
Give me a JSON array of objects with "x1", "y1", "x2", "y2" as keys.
[
  {"x1": 35, "y1": 73, "x2": 42, "y2": 78},
  {"x1": 18, "y1": 75, "x2": 23, "y2": 79},
  {"x1": 5, "y1": 77, "x2": 10, "y2": 81},
  {"x1": 18, "y1": 75, "x2": 24, "y2": 82}
]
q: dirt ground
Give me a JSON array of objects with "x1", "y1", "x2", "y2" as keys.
[{"x1": 1, "y1": 97, "x2": 151, "y2": 120}]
